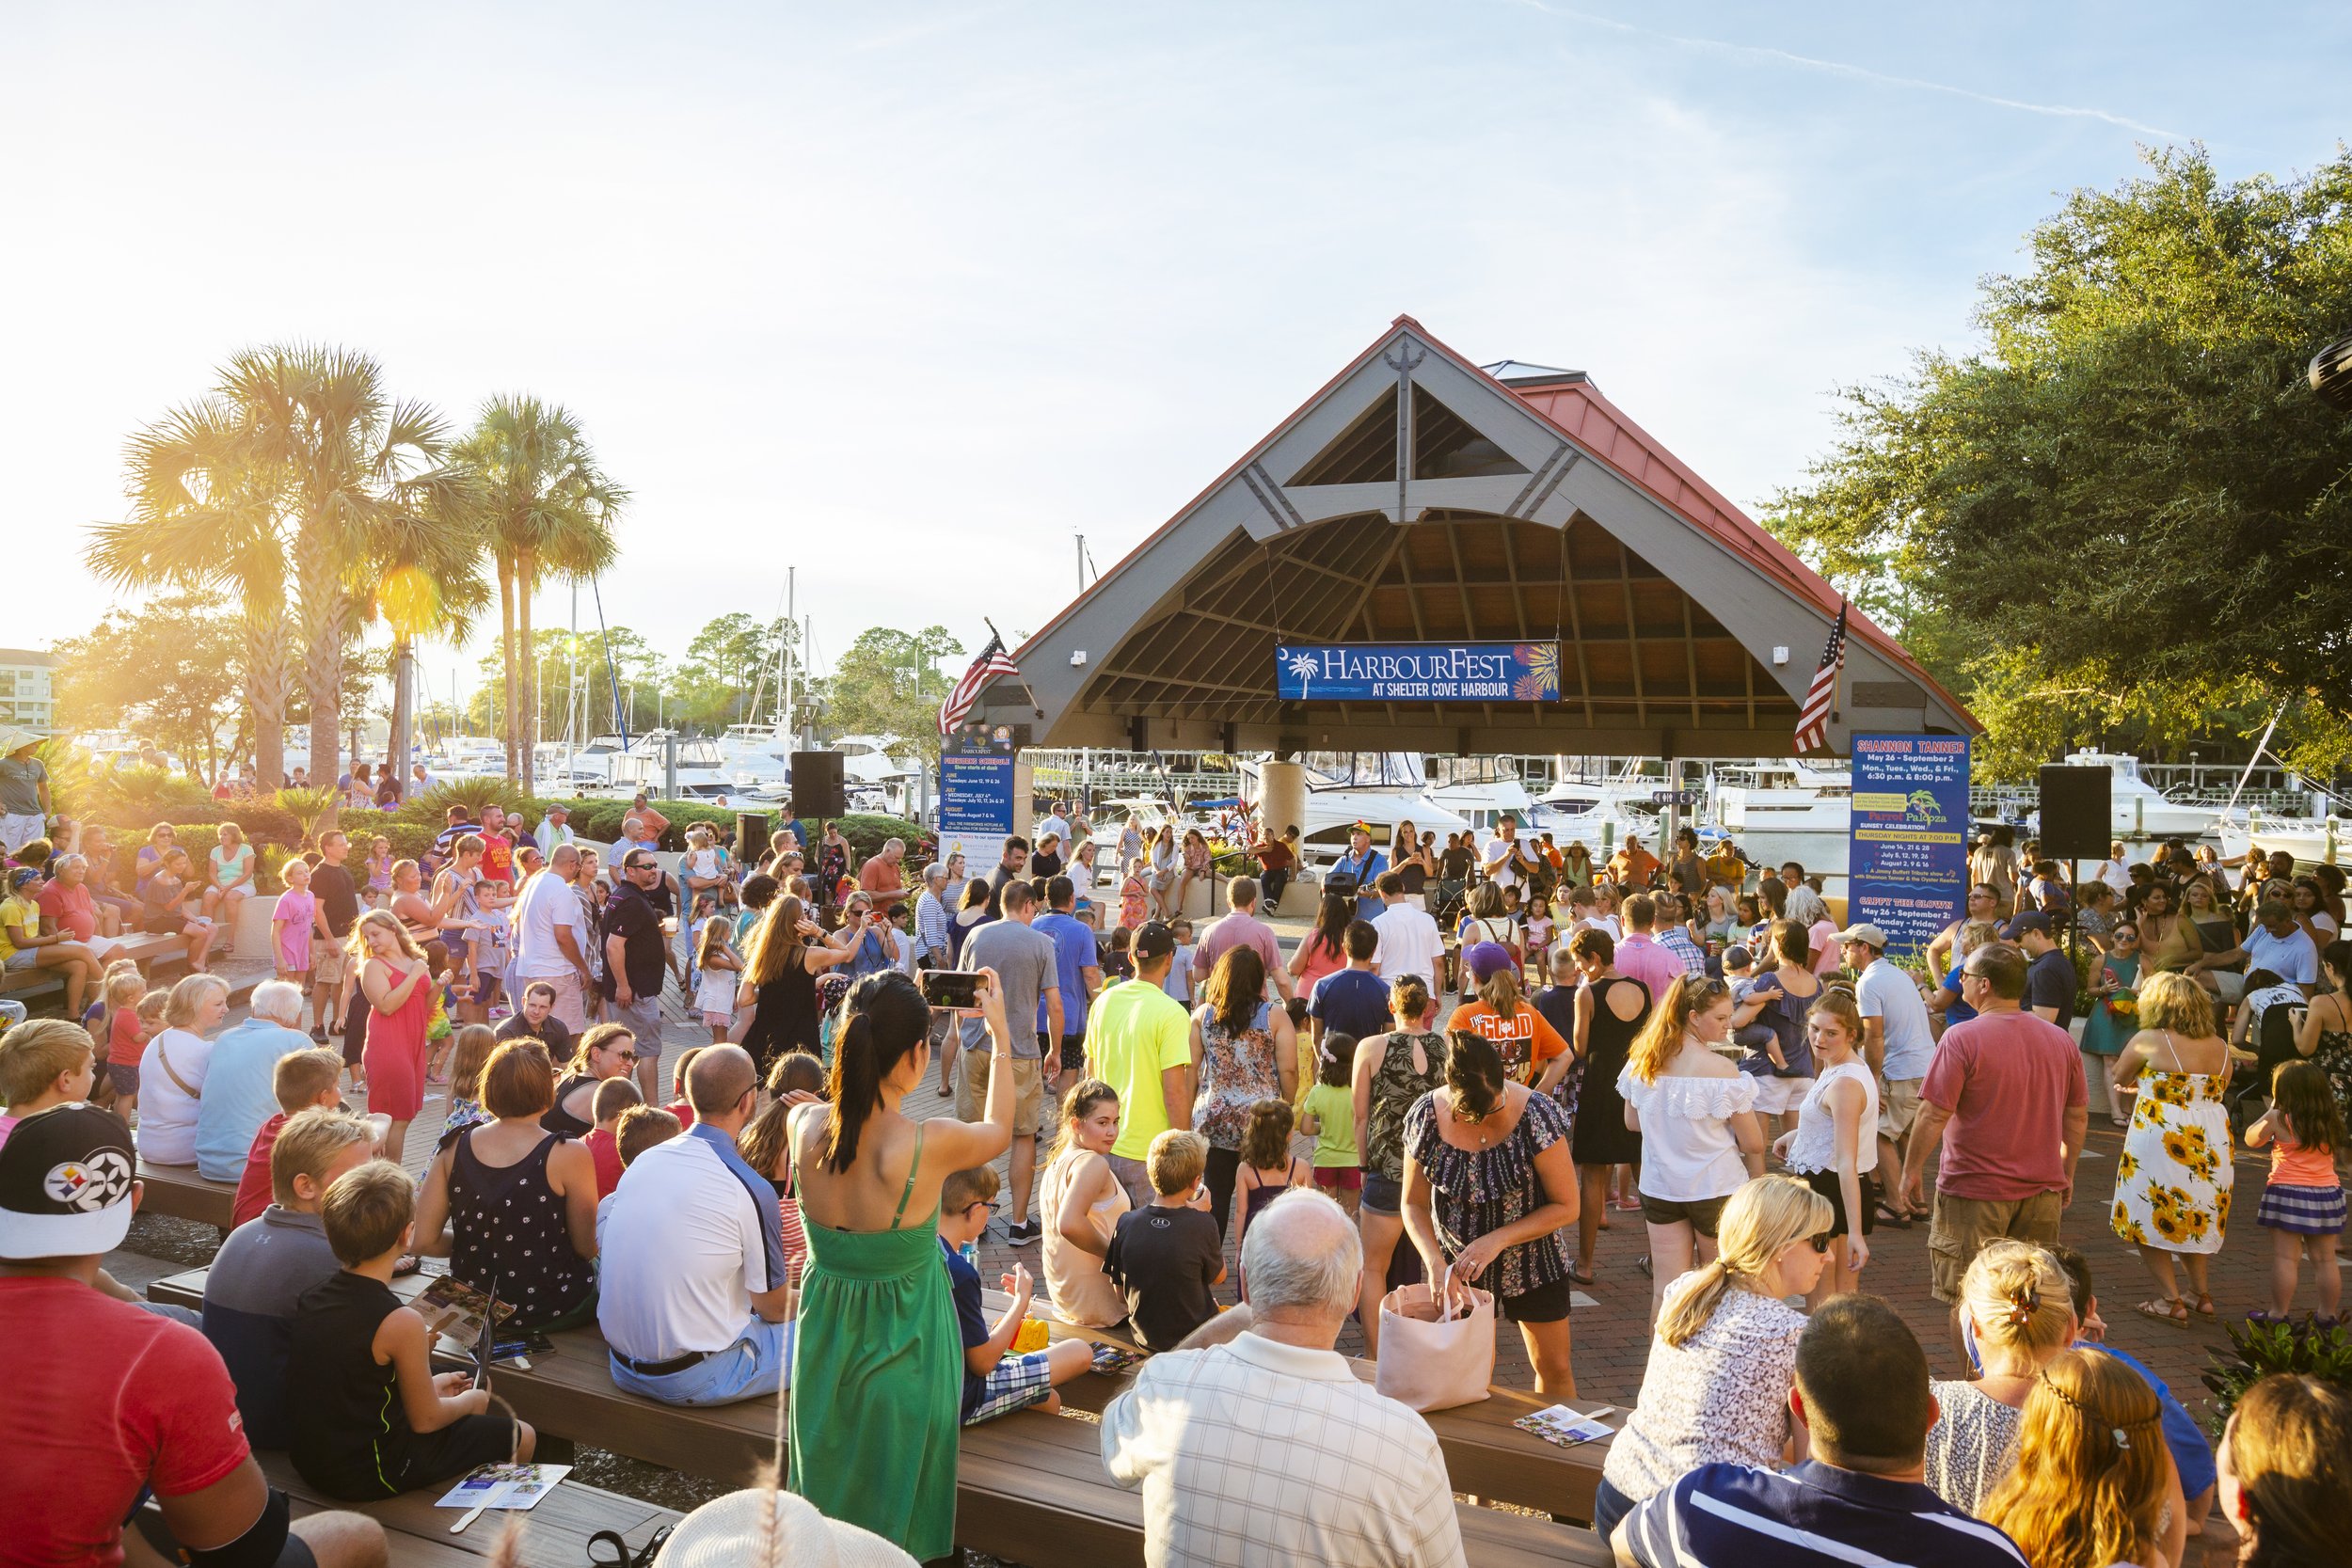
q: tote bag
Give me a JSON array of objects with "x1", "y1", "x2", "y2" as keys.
[{"x1": 1374, "y1": 1263, "x2": 1494, "y2": 1412}]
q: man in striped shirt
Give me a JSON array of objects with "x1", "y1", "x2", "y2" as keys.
[{"x1": 1613, "y1": 1295, "x2": 2026, "y2": 1568}]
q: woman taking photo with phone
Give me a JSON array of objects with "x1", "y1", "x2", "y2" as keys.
[
  {"x1": 739, "y1": 893, "x2": 857, "y2": 1071},
  {"x1": 787, "y1": 967, "x2": 1017, "y2": 1560}
]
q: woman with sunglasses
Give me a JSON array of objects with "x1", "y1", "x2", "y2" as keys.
[
  {"x1": 1773, "y1": 990, "x2": 1876, "y2": 1305},
  {"x1": 541, "y1": 1022, "x2": 643, "y2": 1138},
  {"x1": 1618, "y1": 973, "x2": 1768, "y2": 1323},
  {"x1": 1590, "y1": 1175, "x2": 1834, "y2": 1540}
]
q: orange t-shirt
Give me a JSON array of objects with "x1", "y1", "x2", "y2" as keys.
[{"x1": 1445, "y1": 1000, "x2": 1568, "y2": 1085}]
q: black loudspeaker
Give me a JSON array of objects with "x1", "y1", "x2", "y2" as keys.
[
  {"x1": 792, "y1": 751, "x2": 847, "y2": 818},
  {"x1": 2038, "y1": 765, "x2": 2112, "y2": 861},
  {"x1": 736, "y1": 812, "x2": 771, "y2": 863}
]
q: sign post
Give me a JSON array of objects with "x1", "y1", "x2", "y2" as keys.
[{"x1": 1847, "y1": 735, "x2": 1972, "y2": 963}]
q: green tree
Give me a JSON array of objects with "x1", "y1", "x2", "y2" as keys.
[
  {"x1": 668, "y1": 612, "x2": 800, "y2": 733},
  {"x1": 1766, "y1": 147, "x2": 2352, "y2": 779},
  {"x1": 52, "y1": 594, "x2": 247, "y2": 782},
  {"x1": 822, "y1": 626, "x2": 964, "y2": 752},
  {"x1": 447, "y1": 397, "x2": 625, "y2": 789}
]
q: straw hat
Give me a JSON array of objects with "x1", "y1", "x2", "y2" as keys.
[
  {"x1": 656, "y1": 1488, "x2": 917, "y2": 1568},
  {"x1": 0, "y1": 726, "x2": 42, "y2": 757}
]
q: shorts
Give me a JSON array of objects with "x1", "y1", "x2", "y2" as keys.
[
  {"x1": 1745, "y1": 1073, "x2": 1813, "y2": 1116},
  {"x1": 0, "y1": 813, "x2": 44, "y2": 856},
  {"x1": 1499, "y1": 1275, "x2": 1573, "y2": 1324},
  {"x1": 1639, "y1": 1191, "x2": 1731, "y2": 1236},
  {"x1": 1105, "y1": 1152, "x2": 1155, "y2": 1210},
  {"x1": 957, "y1": 1048, "x2": 1046, "y2": 1136},
  {"x1": 1056, "y1": 1032, "x2": 1085, "y2": 1073},
  {"x1": 1313, "y1": 1164, "x2": 1362, "y2": 1191},
  {"x1": 702, "y1": 1008, "x2": 734, "y2": 1028},
  {"x1": 321, "y1": 1411, "x2": 520, "y2": 1499},
  {"x1": 1361, "y1": 1170, "x2": 1404, "y2": 1215},
  {"x1": 1801, "y1": 1165, "x2": 1879, "y2": 1238},
  {"x1": 131, "y1": 1484, "x2": 317, "y2": 1568},
  {"x1": 2256, "y1": 1181, "x2": 2349, "y2": 1235},
  {"x1": 1, "y1": 948, "x2": 37, "y2": 972},
  {"x1": 310, "y1": 939, "x2": 347, "y2": 990},
  {"x1": 963, "y1": 1348, "x2": 1058, "y2": 1424},
  {"x1": 108, "y1": 1061, "x2": 141, "y2": 1097},
  {"x1": 1877, "y1": 1077, "x2": 1925, "y2": 1142},
  {"x1": 1929, "y1": 1188, "x2": 2063, "y2": 1303}
]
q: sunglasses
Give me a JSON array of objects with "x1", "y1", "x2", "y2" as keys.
[
  {"x1": 612, "y1": 1051, "x2": 641, "y2": 1064},
  {"x1": 1806, "y1": 1232, "x2": 1835, "y2": 1254}
]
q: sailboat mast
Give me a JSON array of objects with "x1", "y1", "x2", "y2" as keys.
[{"x1": 779, "y1": 566, "x2": 796, "y2": 746}]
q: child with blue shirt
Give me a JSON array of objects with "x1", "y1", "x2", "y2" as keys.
[{"x1": 937, "y1": 1164, "x2": 1095, "y2": 1423}]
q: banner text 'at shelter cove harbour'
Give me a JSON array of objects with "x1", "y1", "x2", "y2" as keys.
[
  {"x1": 1274, "y1": 642, "x2": 1562, "y2": 703},
  {"x1": 1847, "y1": 733, "x2": 1972, "y2": 958}
]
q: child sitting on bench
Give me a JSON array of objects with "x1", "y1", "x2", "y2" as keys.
[
  {"x1": 291, "y1": 1161, "x2": 534, "y2": 1499},
  {"x1": 230, "y1": 1047, "x2": 348, "y2": 1228},
  {"x1": 938, "y1": 1164, "x2": 1096, "y2": 1423}
]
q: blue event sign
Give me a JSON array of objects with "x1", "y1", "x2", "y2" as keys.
[
  {"x1": 1274, "y1": 641, "x2": 1561, "y2": 703},
  {"x1": 1847, "y1": 733, "x2": 1972, "y2": 961},
  {"x1": 939, "y1": 752, "x2": 1015, "y2": 873}
]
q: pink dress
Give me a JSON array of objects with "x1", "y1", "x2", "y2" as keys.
[
  {"x1": 272, "y1": 888, "x2": 317, "y2": 971},
  {"x1": 360, "y1": 960, "x2": 435, "y2": 1119}
]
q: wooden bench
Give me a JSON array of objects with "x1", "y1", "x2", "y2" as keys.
[
  {"x1": 135, "y1": 1162, "x2": 241, "y2": 1229},
  {"x1": 256, "y1": 1449, "x2": 677, "y2": 1567}
]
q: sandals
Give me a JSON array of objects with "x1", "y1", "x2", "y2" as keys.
[
  {"x1": 2137, "y1": 1297, "x2": 2190, "y2": 1328},
  {"x1": 1873, "y1": 1203, "x2": 1914, "y2": 1230},
  {"x1": 1636, "y1": 1255, "x2": 1654, "y2": 1279},
  {"x1": 2193, "y1": 1293, "x2": 2217, "y2": 1319},
  {"x1": 1565, "y1": 1263, "x2": 1597, "y2": 1288}
]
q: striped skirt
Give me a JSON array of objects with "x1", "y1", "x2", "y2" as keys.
[{"x1": 2255, "y1": 1181, "x2": 2348, "y2": 1236}]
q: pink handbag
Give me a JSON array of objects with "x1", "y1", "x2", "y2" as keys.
[{"x1": 1374, "y1": 1263, "x2": 1495, "y2": 1412}]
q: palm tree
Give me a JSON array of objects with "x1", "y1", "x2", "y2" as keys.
[
  {"x1": 212, "y1": 346, "x2": 451, "y2": 800},
  {"x1": 97, "y1": 398, "x2": 297, "y2": 787},
  {"x1": 449, "y1": 397, "x2": 625, "y2": 790},
  {"x1": 362, "y1": 477, "x2": 491, "y2": 786}
]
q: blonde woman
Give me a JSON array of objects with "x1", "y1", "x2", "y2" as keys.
[
  {"x1": 137, "y1": 973, "x2": 230, "y2": 1164},
  {"x1": 201, "y1": 821, "x2": 256, "y2": 929},
  {"x1": 1618, "y1": 974, "x2": 1765, "y2": 1321},
  {"x1": 1982, "y1": 1347, "x2": 2185, "y2": 1568},
  {"x1": 1923, "y1": 1240, "x2": 2079, "y2": 1515},
  {"x1": 1773, "y1": 989, "x2": 1877, "y2": 1304},
  {"x1": 351, "y1": 909, "x2": 434, "y2": 1164},
  {"x1": 1038, "y1": 1078, "x2": 1130, "y2": 1328},
  {"x1": 2110, "y1": 971, "x2": 2235, "y2": 1326},
  {"x1": 1590, "y1": 1175, "x2": 1833, "y2": 1540}
]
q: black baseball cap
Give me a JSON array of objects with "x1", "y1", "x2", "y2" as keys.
[
  {"x1": 1132, "y1": 921, "x2": 1178, "y2": 961},
  {"x1": 2003, "y1": 912, "x2": 2054, "y2": 940},
  {"x1": 0, "y1": 1103, "x2": 138, "y2": 1259}
]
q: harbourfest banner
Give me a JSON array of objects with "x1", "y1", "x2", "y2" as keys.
[
  {"x1": 1274, "y1": 641, "x2": 1561, "y2": 703},
  {"x1": 1847, "y1": 733, "x2": 1972, "y2": 959}
]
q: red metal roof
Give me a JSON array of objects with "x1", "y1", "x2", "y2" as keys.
[{"x1": 1012, "y1": 313, "x2": 1976, "y2": 734}]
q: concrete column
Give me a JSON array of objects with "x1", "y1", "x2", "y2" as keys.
[
  {"x1": 1258, "y1": 761, "x2": 1310, "y2": 844},
  {"x1": 1012, "y1": 756, "x2": 1035, "y2": 844}
]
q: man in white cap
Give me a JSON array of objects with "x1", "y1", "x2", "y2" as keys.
[
  {"x1": 533, "y1": 801, "x2": 575, "y2": 856},
  {"x1": 0, "y1": 1102, "x2": 386, "y2": 1567},
  {"x1": 0, "y1": 730, "x2": 48, "y2": 856},
  {"x1": 1837, "y1": 921, "x2": 1935, "y2": 1227}
]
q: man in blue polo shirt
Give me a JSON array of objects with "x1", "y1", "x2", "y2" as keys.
[
  {"x1": 1034, "y1": 876, "x2": 1103, "y2": 1074},
  {"x1": 1613, "y1": 1295, "x2": 2026, "y2": 1568},
  {"x1": 1307, "y1": 921, "x2": 1391, "y2": 1047}
]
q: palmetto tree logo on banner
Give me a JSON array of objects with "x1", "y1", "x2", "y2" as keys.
[{"x1": 1284, "y1": 650, "x2": 1321, "y2": 698}]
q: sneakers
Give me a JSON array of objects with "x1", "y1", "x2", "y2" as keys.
[{"x1": 1003, "y1": 1219, "x2": 1042, "y2": 1245}]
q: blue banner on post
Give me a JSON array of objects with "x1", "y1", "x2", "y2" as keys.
[
  {"x1": 938, "y1": 752, "x2": 1015, "y2": 873},
  {"x1": 1274, "y1": 641, "x2": 1560, "y2": 703},
  {"x1": 1848, "y1": 734, "x2": 1972, "y2": 961}
]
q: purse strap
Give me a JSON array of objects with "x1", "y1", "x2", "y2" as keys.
[{"x1": 151, "y1": 1035, "x2": 200, "y2": 1101}]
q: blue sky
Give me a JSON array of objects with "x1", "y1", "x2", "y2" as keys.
[{"x1": 5, "y1": 2, "x2": 2344, "y2": 703}]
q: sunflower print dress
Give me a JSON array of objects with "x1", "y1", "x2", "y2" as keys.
[{"x1": 2112, "y1": 1031, "x2": 2233, "y2": 1254}]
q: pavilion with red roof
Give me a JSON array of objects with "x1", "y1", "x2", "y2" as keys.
[{"x1": 966, "y1": 316, "x2": 1976, "y2": 758}]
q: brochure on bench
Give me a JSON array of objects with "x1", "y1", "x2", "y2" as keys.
[
  {"x1": 1513, "y1": 1404, "x2": 1614, "y2": 1448},
  {"x1": 435, "y1": 1463, "x2": 571, "y2": 1511}
]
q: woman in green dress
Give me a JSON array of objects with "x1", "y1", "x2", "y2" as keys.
[
  {"x1": 787, "y1": 967, "x2": 1016, "y2": 1559},
  {"x1": 2078, "y1": 920, "x2": 2142, "y2": 1128}
]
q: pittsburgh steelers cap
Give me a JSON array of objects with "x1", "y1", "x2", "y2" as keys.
[{"x1": 0, "y1": 1103, "x2": 138, "y2": 1259}]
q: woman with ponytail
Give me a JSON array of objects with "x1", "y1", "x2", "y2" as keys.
[
  {"x1": 1590, "y1": 1175, "x2": 1833, "y2": 1540},
  {"x1": 1350, "y1": 974, "x2": 1448, "y2": 1353},
  {"x1": 1401, "y1": 1028, "x2": 1581, "y2": 1394},
  {"x1": 2217, "y1": 1373, "x2": 2352, "y2": 1568},
  {"x1": 1445, "y1": 942, "x2": 1569, "y2": 1087},
  {"x1": 1618, "y1": 973, "x2": 1766, "y2": 1322},
  {"x1": 786, "y1": 967, "x2": 1017, "y2": 1560},
  {"x1": 1924, "y1": 1240, "x2": 2080, "y2": 1515},
  {"x1": 1983, "y1": 1348, "x2": 2185, "y2": 1568}
]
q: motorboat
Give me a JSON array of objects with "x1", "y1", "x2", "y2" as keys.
[
  {"x1": 2056, "y1": 752, "x2": 2221, "y2": 839},
  {"x1": 1714, "y1": 759, "x2": 1853, "y2": 836},
  {"x1": 2215, "y1": 809, "x2": 2343, "y2": 866},
  {"x1": 1535, "y1": 767, "x2": 1671, "y2": 851}
]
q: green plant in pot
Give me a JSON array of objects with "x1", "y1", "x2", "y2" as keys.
[{"x1": 2200, "y1": 1314, "x2": 2352, "y2": 1437}]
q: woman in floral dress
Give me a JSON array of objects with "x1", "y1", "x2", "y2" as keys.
[
  {"x1": 2110, "y1": 973, "x2": 2235, "y2": 1327},
  {"x1": 1188, "y1": 944, "x2": 1297, "y2": 1239}
]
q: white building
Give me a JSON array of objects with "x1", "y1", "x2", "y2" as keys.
[{"x1": 0, "y1": 649, "x2": 56, "y2": 735}]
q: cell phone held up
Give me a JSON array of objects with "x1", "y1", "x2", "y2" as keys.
[{"x1": 920, "y1": 969, "x2": 983, "y2": 1011}]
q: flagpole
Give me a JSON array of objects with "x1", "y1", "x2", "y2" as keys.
[
  {"x1": 1829, "y1": 600, "x2": 1845, "y2": 728},
  {"x1": 982, "y1": 617, "x2": 1046, "y2": 720}
]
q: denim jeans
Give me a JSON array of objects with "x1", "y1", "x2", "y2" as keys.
[{"x1": 611, "y1": 1318, "x2": 794, "y2": 1406}]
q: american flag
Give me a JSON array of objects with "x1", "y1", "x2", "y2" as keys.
[
  {"x1": 938, "y1": 634, "x2": 1022, "y2": 736},
  {"x1": 1792, "y1": 600, "x2": 1847, "y2": 754}
]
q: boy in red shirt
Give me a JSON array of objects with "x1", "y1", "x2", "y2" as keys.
[{"x1": 231, "y1": 1049, "x2": 352, "y2": 1229}]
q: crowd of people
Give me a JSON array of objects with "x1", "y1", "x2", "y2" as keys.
[{"x1": 4, "y1": 781, "x2": 2350, "y2": 1567}]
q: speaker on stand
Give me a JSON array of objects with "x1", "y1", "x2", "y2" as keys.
[
  {"x1": 792, "y1": 751, "x2": 848, "y2": 819},
  {"x1": 2038, "y1": 764, "x2": 2112, "y2": 968}
]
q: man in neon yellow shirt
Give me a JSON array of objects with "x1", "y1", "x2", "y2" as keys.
[{"x1": 1084, "y1": 922, "x2": 1194, "y2": 1209}]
